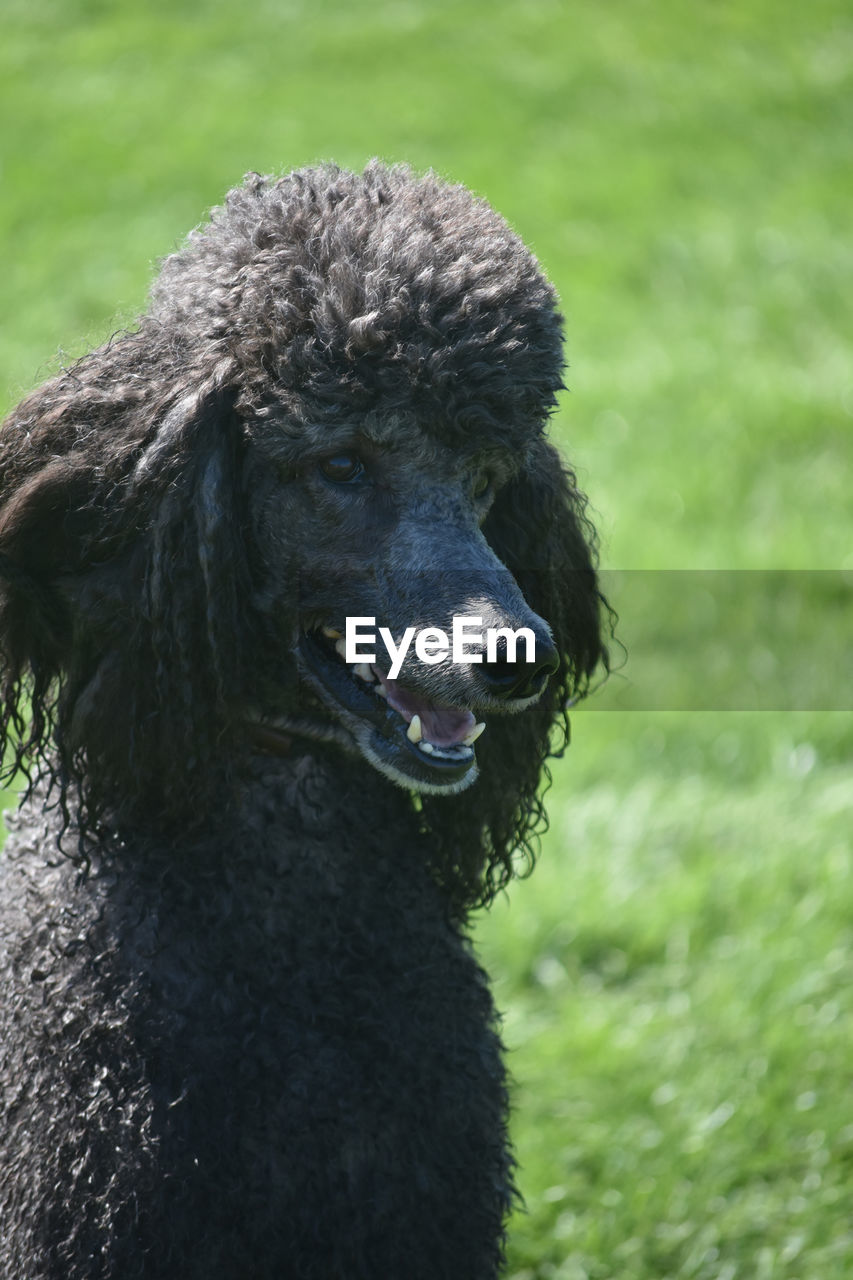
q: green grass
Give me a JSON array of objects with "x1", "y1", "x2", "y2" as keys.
[
  {"x1": 2, "y1": 0, "x2": 852, "y2": 1274},
  {"x1": 479, "y1": 713, "x2": 853, "y2": 1276}
]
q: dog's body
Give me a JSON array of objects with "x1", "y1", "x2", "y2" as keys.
[
  {"x1": 2, "y1": 759, "x2": 511, "y2": 1277},
  {"x1": 0, "y1": 164, "x2": 605, "y2": 1277}
]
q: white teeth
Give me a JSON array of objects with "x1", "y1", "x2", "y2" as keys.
[
  {"x1": 322, "y1": 626, "x2": 343, "y2": 639},
  {"x1": 334, "y1": 638, "x2": 347, "y2": 659},
  {"x1": 423, "y1": 742, "x2": 471, "y2": 760},
  {"x1": 409, "y1": 715, "x2": 483, "y2": 756}
]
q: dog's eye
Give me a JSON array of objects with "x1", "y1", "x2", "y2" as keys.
[{"x1": 319, "y1": 453, "x2": 365, "y2": 484}]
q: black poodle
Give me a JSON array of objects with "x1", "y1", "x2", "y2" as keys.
[{"x1": 0, "y1": 162, "x2": 606, "y2": 1278}]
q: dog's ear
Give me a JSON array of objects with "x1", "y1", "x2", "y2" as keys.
[
  {"x1": 104, "y1": 378, "x2": 254, "y2": 821},
  {"x1": 0, "y1": 348, "x2": 253, "y2": 831},
  {"x1": 0, "y1": 458, "x2": 94, "y2": 749},
  {"x1": 420, "y1": 438, "x2": 609, "y2": 911},
  {"x1": 483, "y1": 438, "x2": 605, "y2": 693}
]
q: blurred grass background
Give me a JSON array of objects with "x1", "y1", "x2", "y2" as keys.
[{"x1": 2, "y1": 0, "x2": 851, "y2": 1275}]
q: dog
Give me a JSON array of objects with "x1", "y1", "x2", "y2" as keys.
[{"x1": 0, "y1": 162, "x2": 606, "y2": 1278}]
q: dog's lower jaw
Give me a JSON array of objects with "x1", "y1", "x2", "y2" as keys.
[
  {"x1": 245, "y1": 711, "x2": 481, "y2": 795},
  {"x1": 353, "y1": 722, "x2": 481, "y2": 796}
]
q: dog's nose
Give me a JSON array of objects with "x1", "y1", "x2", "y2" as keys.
[{"x1": 480, "y1": 634, "x2": 560, "y2": 701}]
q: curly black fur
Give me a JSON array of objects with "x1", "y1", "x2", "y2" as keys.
[{"x1": 0, "y1": 162, "x2": 607, "y2": 1278}]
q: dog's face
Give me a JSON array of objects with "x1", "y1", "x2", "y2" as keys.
[{"x1": 243, "y1": 413, "x2": 559, "y2": 794}]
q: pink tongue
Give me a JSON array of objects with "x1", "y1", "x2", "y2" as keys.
[{"x1": 375, "y1": 670, "x2": 475, "y2": 747}]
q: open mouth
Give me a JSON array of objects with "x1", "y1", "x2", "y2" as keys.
[{"x1": 298, "y1": 626, "x2": 485, "y2": 790}]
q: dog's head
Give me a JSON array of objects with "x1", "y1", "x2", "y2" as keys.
[{"x1": 0, "y1": 163, "x2": 607, "y2": 901}]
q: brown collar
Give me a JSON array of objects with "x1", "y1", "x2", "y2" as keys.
[{"x1": 242, "y1": 722, "x2": 294, "y2": 758}]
